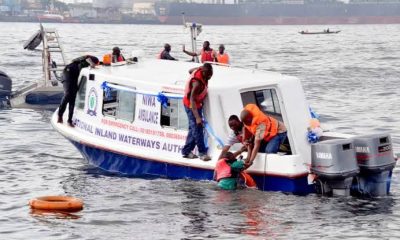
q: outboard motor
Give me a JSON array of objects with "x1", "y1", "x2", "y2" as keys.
[
  {"x1": 352, "y1": 134, "x2": 396, "y2": 197},
  {"x1": 311, "y1": 139, "x2": 359, "y2": 196},
  {"x1": 0, "y1": 70, "x2": 12, "y2": 109}
]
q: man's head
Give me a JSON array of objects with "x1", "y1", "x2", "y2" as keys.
[
  {"x1": 86, "y1": 56, "x2": 99, "y2": 68},
  {"x1": 203, "y1": 41, "x2": 210, "y2": 50},
  {"x1": 221, "y1": 151, "x2": 235, "y2": 160},
  {"x1": 202, "y1": 63, "x2": 213, "y2": 80},
  {"x1": 219, "y1": 44, "x2": 225, "y2": 54},
  {"x1": 228, "y1": 115, "x2": 242, "y2": 132},
  {"x1": 112, "y1": 47, "x2": 121, "y2": 56},
  {"x1": 164, "y1": 43, "x2": 171, "y2": 52},
  {"x1": 240, "y1": 109, "x2": 253, "y2": 126}
]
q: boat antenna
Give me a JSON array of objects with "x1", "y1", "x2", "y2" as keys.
[
  {"x1": 181, "y1": 12, "x2": 186, "y2": 26},
  {"x1": 183, "y1": 15, "x2": 202, "y2": 63}
]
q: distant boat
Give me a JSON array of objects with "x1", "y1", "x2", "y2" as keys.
[
  {"x1": 37, "y1": 12, "x2": 64, "y2": 23},
  {"x1": 299, "y1": 30, "x2": 341, "y2": 35}
]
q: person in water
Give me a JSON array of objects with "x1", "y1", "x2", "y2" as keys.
[
  {"x1": 215, "y1": 151, "x2": 246, "y2": 190},
  {"x1": 240, "y1": 104, "x2": 287, "y2": 167},
  {"x1": 58, "y1": 55, "x2": 99, "y2": 127},
  {"x1": 182, "y1": 41, "x2": 217, "y2": 63},
  {"x1": 216, "y1": 44, "x2": 230, "y2": 65},
  {"x1": 182, "y1": 63, "x2": 213, "y2": 161},
  {"x1": 112, "y1": 46, "x2": 125, "y2": 63},
  {"x1": 159, "y1": 43, "x2": 177, "y2": 61}
]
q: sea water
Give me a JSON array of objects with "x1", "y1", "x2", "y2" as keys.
[{"x1": 0, "y1": 22, "x2": 399, "y2": 239}]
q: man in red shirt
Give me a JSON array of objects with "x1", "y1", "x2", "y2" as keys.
[{"x1": 182, "y1": 63, "x2": 213, "y2": 161}]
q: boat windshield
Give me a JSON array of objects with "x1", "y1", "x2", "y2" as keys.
[{"x1": 241, "y1": 88, "x2": 282, "y2": 121}]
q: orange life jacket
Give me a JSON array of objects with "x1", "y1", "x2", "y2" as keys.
[
  {"x1": 243, "y1": 104, "x2": 278, "y2": 142},
  {"x1": 215, "y1": 158, "x2": 232, "y2": 181},
  {"x1": 216, "y1": 53, "x2": 229, "y2": 64},
  {"x1": 201, "y1": 49, "x2": 214, "y2": 63},
  {"x1": 103, "y1": 54, "x2": 112, "y2": 65},
  {"x1": 239, "y1": 172, "x2": 257, "y2": 188},
  {"x1": 183, "y1": 68, "x2": 208, "y2": 108}
]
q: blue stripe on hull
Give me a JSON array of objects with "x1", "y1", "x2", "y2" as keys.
[{"x1": 71, "y1": 140, "x2": 314, "y2": 195}]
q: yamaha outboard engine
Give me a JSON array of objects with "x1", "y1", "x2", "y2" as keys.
[
  {"x1": 311, "y1": 139, "x2": 359, "y2": 196},
  {"x1": 0, "y1": 70, "x2": 12, "y2": 109},
  {"x1": 352, "y1": 134, "x2": 396, "y2": 197}
]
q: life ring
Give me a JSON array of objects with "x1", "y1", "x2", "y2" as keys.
[{"x1": 29, "y1": 196, "x2": 83, "y2": 212}]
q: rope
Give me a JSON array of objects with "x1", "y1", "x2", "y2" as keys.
[
  {"x1": 263, "y1": 152, "x2": 268, "y2": 190},
  {"x1": 101, "y1": 81, "x2": 225, "y2": 148},
  {"x1": 204, "y1": 120, "x2": 225, "y2": 148}
]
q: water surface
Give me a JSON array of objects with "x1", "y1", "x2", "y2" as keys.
[{"x1": 0, "y1": 22, "x2": 399, "y2": 239}]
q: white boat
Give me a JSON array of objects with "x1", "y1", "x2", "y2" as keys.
[
  {"x1": 51, "y1": 59, "x2": 397, "y2": 196},
  {"x1": 9, "y1": 24, "x2": 66, "y2": 110}
]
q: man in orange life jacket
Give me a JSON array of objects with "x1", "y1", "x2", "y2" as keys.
[
  {"x1": 182, "y1": 41, "x2": 217, "y2": 63},
  {"x1": 216, "y1": 44, "x2": 230, "y2": 65},
  {"x1": 112, "y1": 47, "x2": 125, "y2": 63},
  {"x1": 219, "y1": 115, "x2": 250, "y2": 159},
  {"x1": 182, "y1": 63, "x2": 213, "y2": 161},
  {"x1": 159, "y1": 43, "x2": 177, "y2": 61},
  {"x1": 240, "y1": 104, "x2": 287, "y2": 167}
]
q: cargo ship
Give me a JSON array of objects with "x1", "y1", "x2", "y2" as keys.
[{"x1": 154, "y1": 0, "x2": 400, "y2": 25}]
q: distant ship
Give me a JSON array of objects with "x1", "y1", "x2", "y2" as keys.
[
  {"x1": 154, "y1": 0, "x2": 400, "y2": 25},
  {"x1": 37, "y1": 11, "x2": 64, "y2": 23}
]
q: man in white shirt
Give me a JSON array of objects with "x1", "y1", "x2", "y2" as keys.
[{"x1": 219, "y1": 115, "x2": 251, "y2": 159}]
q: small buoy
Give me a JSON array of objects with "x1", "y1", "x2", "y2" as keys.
[{"x1": 29, "y1": 196, "x2": 83, "y2": 212}]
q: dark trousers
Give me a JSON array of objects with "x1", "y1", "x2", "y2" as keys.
[
  {"x1": 260, "y1": 132, "x2": 287, "y2": 153},
  {"x1": 58, "y1": 65, "x2": 78, "y2": 122},
  {"x1": 182, "y1": 106, "x2": 208, "y2": 156},
  {"x1": 58, "y1": 83, "x2": 77, "y2": 123}
]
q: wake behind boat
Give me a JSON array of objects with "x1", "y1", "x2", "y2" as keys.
[{"x1": 51, "y1": 57, "x2": 397, "y2": 197}]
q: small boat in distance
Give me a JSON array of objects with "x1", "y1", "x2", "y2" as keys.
[{"x1": 299, "y1": 29, "x2": 341, "y2": 35}]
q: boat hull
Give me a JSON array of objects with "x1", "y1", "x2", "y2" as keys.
[
  {"x1": 71, "y1": 140, "x2": 314, "y2": 195},
  {"x1": 158, "y1": 16, "x2": 400, "y2": 25}
]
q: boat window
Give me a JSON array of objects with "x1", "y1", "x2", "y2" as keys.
[
  {"x1": 75, "y1": 76, "x2": 87, "y2": 109},
  {"x1": 160, "y1": 97, "x2": 188, "y2": 130},
  {"x1": 116, "y1": 91, "x2": 136, "y2": 122},
  {"x1": 241, "y1": 88, "x2": 282, "y2": 121},
  {"x1": 103, "y1": 88, "x2": 118, "y2": 117},
  {"x1": 102, "y1": 87, "x2": 136, "y2": 122}
]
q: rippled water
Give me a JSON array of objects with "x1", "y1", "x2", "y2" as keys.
[{"x1": 0, "y1": 22, "x2": 399, "y2": 239}]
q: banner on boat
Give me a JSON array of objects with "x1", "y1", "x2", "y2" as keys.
[{"x1": 74, "y1": 118, "x2": 184, "y2": 154}]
